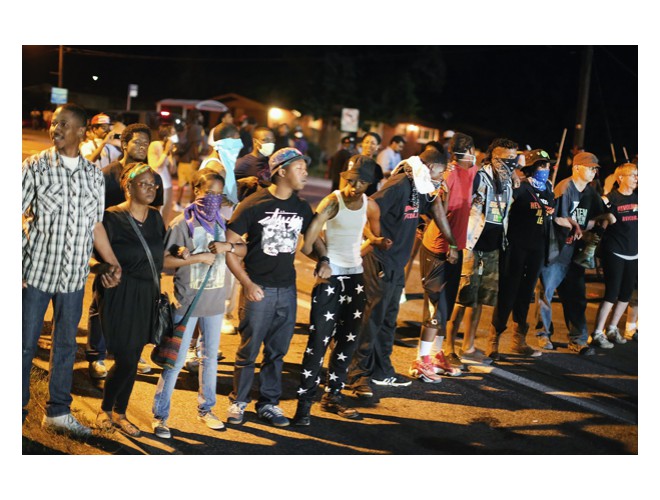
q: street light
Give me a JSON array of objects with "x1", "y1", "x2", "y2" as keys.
[{"x1": 269, "y1": 107, "x2": 283, "y2": 121}]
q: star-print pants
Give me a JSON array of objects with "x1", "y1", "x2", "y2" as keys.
[{"x1": 296, "y1": 273, "x2": 367, "y2": 401}]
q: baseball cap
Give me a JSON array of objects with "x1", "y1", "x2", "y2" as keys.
[
  {"x1": 268, "y1": 147, "x2": 311, "y2": 178},
  {"x1": 341, "y1": 155, "x2": 378, "y2": 184},
  {"x1": 341, "y1": 135, "x2": 356, "y2": 145},
  {"x1": 91, "y1": 113, "x2": 112, "y2": 126},
  {"x1": 391, "y1": 135, "x2": 406, "y2": 144},
  {"x1": 443, "y1": 130, "x2": 455, "y2": 140},
  {"x1": 523, "y1": 149, "x2": 552, "y2": 167},
  {"x1": 573, "y1": 152, "x2": 599, "y2": 168}
]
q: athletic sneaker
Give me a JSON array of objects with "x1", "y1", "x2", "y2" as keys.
[
  {"x1": 591, "y1": 331, "x2": 614, "y2": 349},
  {"x1": 198, "y1": 411, "x2": 225, "y2": 430},
  {"x1": 459, "y1": 349, "x2": 492, "y2": 365},
  {"x1": 433, "y1": 352, "x2": 462, "y2": 376},
  {"x1": 537, "y1": 334, "x2": 554, "y2": 350},
  {"x1": 409, "y1": 359, "x2": 443, "y2": 383},
  {"x1": 42, "y1": 413, "x2": 92, "y2": 438},
  {"x1": 606, "y1": 326, "x2": 627, "y2": 344},
  {"x1": 568, "y1": 342, "x2": 596, "y2": 356},
  {"x1": 137, "y1": 357, "x2": 152, "y2": 374},
  {"x1": 89, "y1": 360, "x2": 107, "y2": 379},
  {"x1": 257, "y1": 404, "x2": 290, "y2": 427},
  {"x1": 371, "y1": 376, "x2": 412, "y2": 387},
  {"x1": 227, "y1": 402, "x2": 247, "y2": 425},
  {"x1": 152, "y1": 418, "x2": 171, "y2": 439},
  {"x1": 444, "y1": 352, "x2": 466, "y2": 371}
]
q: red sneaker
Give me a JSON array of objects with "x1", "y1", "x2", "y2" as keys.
[
  {"x1": 409, "y1": 359, "x2": 443, "y2": 383},
  {"x1": 433, "y1": 352, "x2": 462, "y2": 377}
]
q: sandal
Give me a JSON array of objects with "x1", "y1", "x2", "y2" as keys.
[
  {"x1": 112, "y1": 414, "x2": 142, "y2": 437},
  {"x1": 96, "y1": 410, "x2": 114, "y2": 431}
]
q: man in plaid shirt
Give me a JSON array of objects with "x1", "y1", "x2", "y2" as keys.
[{"x1": 22, "y1": 103, "x2": 121, "y2": 437}]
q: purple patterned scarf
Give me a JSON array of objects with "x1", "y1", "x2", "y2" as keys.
[{"x1": 184, "y1": 193, "x2": 225, "y2": 237}]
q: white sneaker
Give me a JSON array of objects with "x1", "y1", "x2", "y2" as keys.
[
  {"x1": 89, "y1": 360, "x2": 107, "y2": 379},
  {"x1": 591, "y1": 331, "x2": 614, "y2": 349},
  {"x1": 222, "y1": 321, "x2": 236, "y2": 335},
  {"x1": 42, "y1": 413, "x2": 92, "y2": 438},
  {"x1": 606, "y1": 326, "x2": 627, "y2": 344},
  {"x1": 152, "y1": 418, "x2": 171, "y2": 439},
  {"x1": 198, "y1": 411, "x2": 225, "y2": 430},
  {"x1": 137, "y1": 357, "x2": 152, "y2": 374}
]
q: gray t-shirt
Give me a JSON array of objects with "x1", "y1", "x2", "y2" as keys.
[{"x1": 165, "y1": 214, "x2": 228, "y2": 317}]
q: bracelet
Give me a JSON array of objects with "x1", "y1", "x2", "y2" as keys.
[
  {"x1": 229, "y1": 242, "x2": 235, "y2": 253},
  {"x1": 449, "y1": 245, "x2": 458, "y2": 249},
  {"x1": 319, "y1": 256, "x2": 330, "y2": 264}
]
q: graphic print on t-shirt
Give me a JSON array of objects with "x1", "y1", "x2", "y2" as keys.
[
  {"x1": 258, "y1": 208, "x2": 304, "y2": 256},
  {"x1": 191, "y1": 226, "x2": 225, "y2": 290}
]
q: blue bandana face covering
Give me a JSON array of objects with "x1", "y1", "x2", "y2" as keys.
[
  {"x1": 214, "y1": 138, "x2": 243, "y2": 204},
  {"x1": 530, "y1": 168, "x2": 550, "y2": 190}
]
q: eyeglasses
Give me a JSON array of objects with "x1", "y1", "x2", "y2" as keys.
[
  {"x1": 581, "y1": 165, "x2": 600, "y2": 171},
  {"x1": 135, "y1": 182, "x2": 159, "y2": 190}
]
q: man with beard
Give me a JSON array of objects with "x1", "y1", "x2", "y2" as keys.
[
  {"x1": 23, "y1": 103, "x2": 121, "y2": 436},
  {"x1": 86, "y1": 123, "x2": 164, "y2": 380}
]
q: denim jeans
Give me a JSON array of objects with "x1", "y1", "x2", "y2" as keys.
[
  {"x1": 22, "y1": 285, "x2": 84, "y2": 418},
  {"x1": 536, "y1": 260, "x2": 589, "y2": 345},
  {"x1": 230, "y1": 286, "x2": 296, "y2": 410},
  {"x1": 152, "y1": 313, "x2": 224, "y2": 420}
]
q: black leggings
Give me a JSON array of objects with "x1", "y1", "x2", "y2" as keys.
[
  {"x1": 601, "y1": 252, "x2": 638, "y2": 303},
  {"x1": 101, "y1": 345, "x2": 143, "y2": 414}
]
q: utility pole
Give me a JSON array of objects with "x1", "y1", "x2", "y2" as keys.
[
  {"x1": 58, "y1": 45, "x2": 63, "y2": 87},
  {"x1": 573, "y1": 46, "x2": 593, "y2": 150}
]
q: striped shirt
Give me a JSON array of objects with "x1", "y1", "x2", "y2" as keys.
[{"x1": 22, "y1": 147, "x2": 105, "y2": 293}]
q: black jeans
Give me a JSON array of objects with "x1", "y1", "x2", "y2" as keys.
[
  {"x1": 347, "y1": 253, "x2": 404, "y2": 386},
  {"x1": 297, "y1": 274, "x2": 367, "y2": 400},
  {"x1": 102, "y1": 345, "x2": 142, "y2": 414},
  {"x1": 492, "y1": 244, "x2": 545, "y2": 334}
]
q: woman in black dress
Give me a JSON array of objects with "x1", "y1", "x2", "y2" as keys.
[{"x1": 95, "y1": 163, "x2": 166, "y2": 436}]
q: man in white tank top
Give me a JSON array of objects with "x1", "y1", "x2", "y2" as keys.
[{"x1": 292, "y1": 156, "x2": 392, "y2": 426}]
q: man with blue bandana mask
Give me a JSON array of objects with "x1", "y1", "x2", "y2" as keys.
[{"x1": 487, "y1": 149, "x2": 555, "y2": 360}]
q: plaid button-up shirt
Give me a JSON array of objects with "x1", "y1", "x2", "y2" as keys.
[{"x1": 22, "y1": 147, "x2": 105, "y2": 294}]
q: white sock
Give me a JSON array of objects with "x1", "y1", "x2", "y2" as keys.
[
  {"x1": 431, "y1": 335, "x2": 444, "y2": 354},
  {"x1": 419, "y1": 340, "x2": 433, "y2": 359}
]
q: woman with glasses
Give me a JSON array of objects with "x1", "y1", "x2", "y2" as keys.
[
  {"x1": 94, "y1": 163, "x2": 166, "y2": 436},
  {"x1": 591, "y1": 163, "x2": 638, "y2": 346}
]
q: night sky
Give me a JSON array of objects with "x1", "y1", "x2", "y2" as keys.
[{"x1": 23, "y1": 45, "x2": 637, "y2": 170}]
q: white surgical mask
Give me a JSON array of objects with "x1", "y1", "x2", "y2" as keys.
[
  {"x1": 457, "y1": 152, "x2": 476, "y2": 166},
  {"x1": 258, "y1": 142, "x2": 275, "y2": 157}
]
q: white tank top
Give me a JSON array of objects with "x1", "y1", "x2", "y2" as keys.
[{"x1": 325, "y1": 190, "x2": 367, "y2": 268}]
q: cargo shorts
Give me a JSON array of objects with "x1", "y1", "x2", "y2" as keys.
[{"x1": 456, "y1": 249, "x2": 499, "y2": 307}]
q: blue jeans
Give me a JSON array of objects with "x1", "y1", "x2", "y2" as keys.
[
  {"x1": 22, "y1": 285, "x2": 84, "y2": 418},
  {"x1": 230, "y1": 286, "x2": 296, "y2": 410},
  {"x1": 536, "y1": 261, "x2": 589, "y2": 345},
  {"x1": 536, "y1": 261, "x2": 569, "y2": 338},
  {"x1": 152, "y1": 313, "x2": 224, "y2": 420}
]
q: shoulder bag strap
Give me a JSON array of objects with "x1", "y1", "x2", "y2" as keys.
[{"x1": 125, "y1": 211, "x2": 160, "y2": 293}]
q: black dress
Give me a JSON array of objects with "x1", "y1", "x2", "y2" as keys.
[{"x1": 98, "y1": 206, "x2": 165, "y2": 354}]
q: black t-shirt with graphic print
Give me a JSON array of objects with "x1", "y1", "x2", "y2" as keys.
[
  {"x1": 227, "y1": 188, "x2": 313, "y2": 287},
  {"x1": 601, "y1": 189, "x2": 638, "y2": 256},
  {"x1": 507, "y1": 181, "x2": 555, "y2": 251},
  {"x1": 371, "y1": 172, "x2": 431, "y2": 271},
  {"x1": 553, "y1": 178, "x2": 605, "y2": 265}
]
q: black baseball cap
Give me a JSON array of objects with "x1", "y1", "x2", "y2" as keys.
[{"x1": 341, "y1": 155, "x2": 377, "y2": 184}]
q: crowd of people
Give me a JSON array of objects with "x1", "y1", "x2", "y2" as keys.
[{"x1": 22, "y1": 103, "x2": 638, "y2": 440}]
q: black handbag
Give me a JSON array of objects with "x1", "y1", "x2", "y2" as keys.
[{"x1": 125, "y1": 212, "x2": 174, "y2": 345}]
